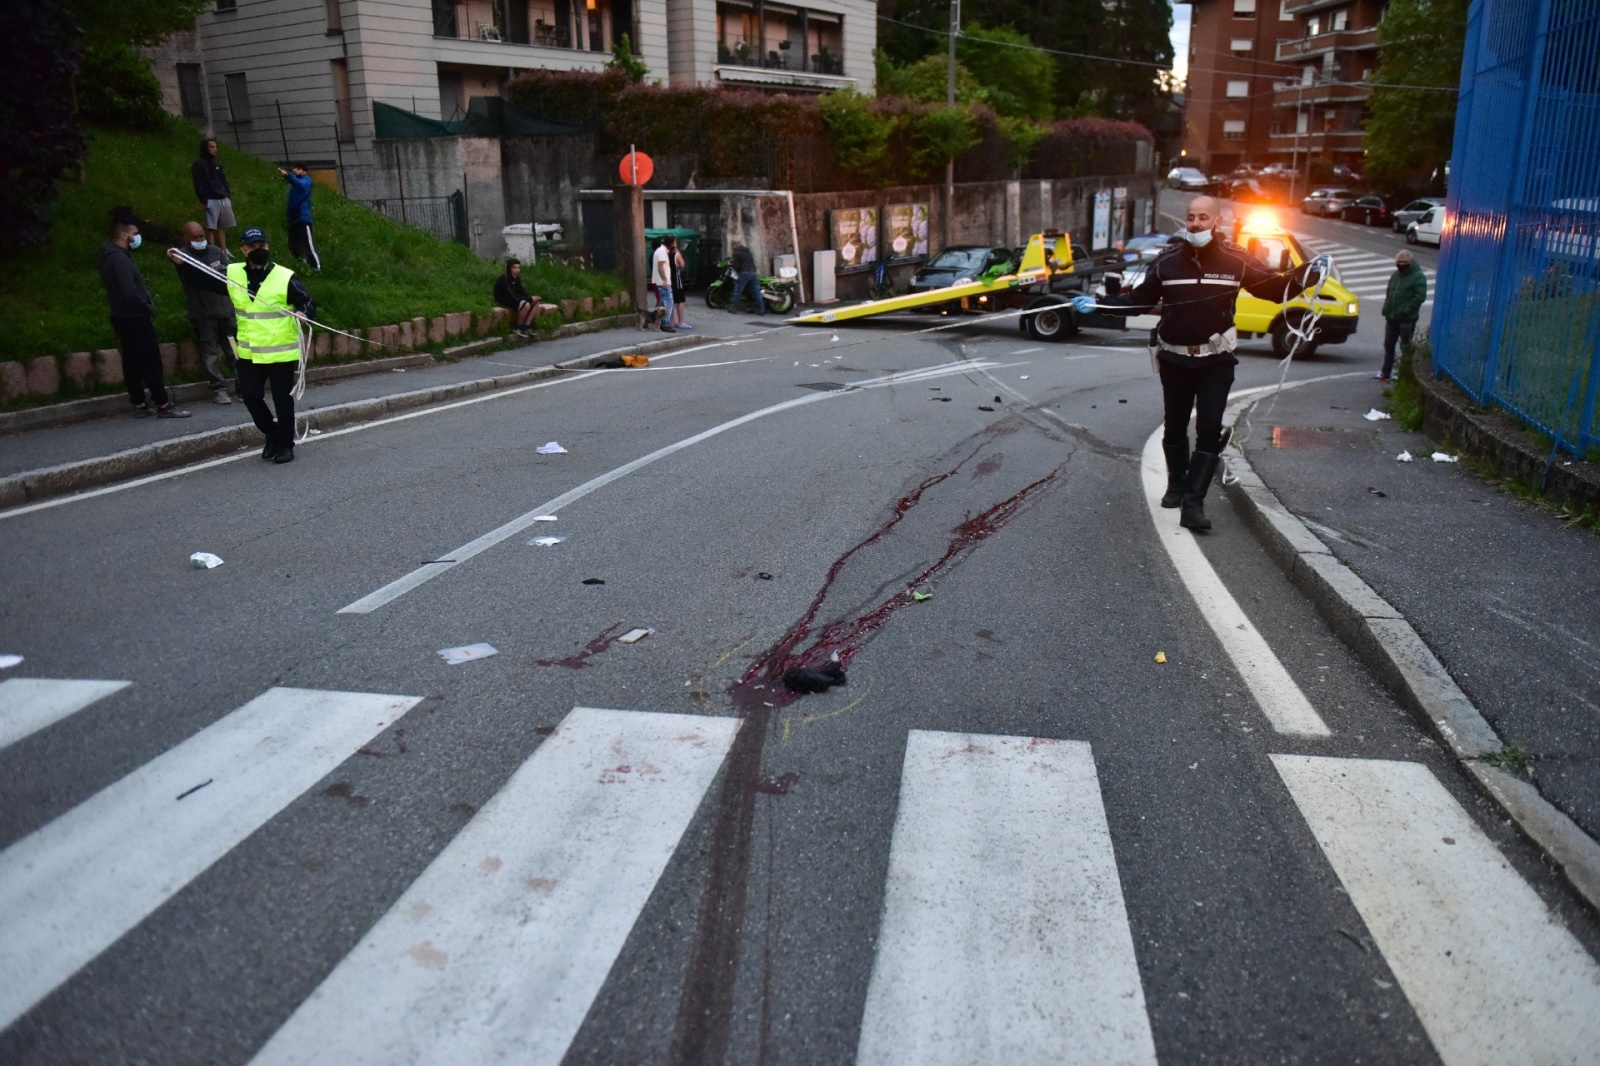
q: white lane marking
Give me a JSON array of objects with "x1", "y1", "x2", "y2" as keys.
[
  {"x1": 0, "y1": 341, "x2": 756, "y2": 523},
  {"x1": 0, "y1": 687, "x2": 421, "y2": 1030},
  {"x1": 250, "y1": 707, "x2": 740, "y2": 1066},
  {"x1": 0, "y1": 678, "x2": 130, "y2": 753},
  {"x1": 1013, "y1": 346, "x2": 1044, "y2": 354},
  {"x1": 1273, "y1": 755, "x2": 1600, "y2": 1065},
  {"x1": 857, "y1": 731, "x2": 1156, "y2": 1066},
  {"x1": 1140, "y1": 427, "x2": 1330, "y2": 735},
  {"x1": 338, "y1": 360, "x2": 1012, "y2": 614}
]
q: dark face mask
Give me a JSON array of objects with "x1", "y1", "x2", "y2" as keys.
[{"x1": 246, "y1": 248, "x2": 271, "y2": 267}]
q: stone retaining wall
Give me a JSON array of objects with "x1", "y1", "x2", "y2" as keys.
[{"x1": 0, "y1": 291, "x2": 631, "y2": 404}]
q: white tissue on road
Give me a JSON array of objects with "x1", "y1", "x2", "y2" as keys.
[
  {"x1": 618, "y1": 628, "x2": 653, "y2": 644},
  {"x1": 532, "y1": 515, "x2": 558, "y2": 522},
  {"x1": 830, "y1": 335, "x2": 839, "y2": 342},
  {"x1": 1364, "y1": 408, "x2": 1392, "y2": 421},
  {"x1": 536, "y1": 442, "x2": 567, "y2": 454},
  {"x1": 438, "y1": 643, "x2": 497, "y2": 664},
  {"x1": 529, "y1": 536, "x2": 566, "y2": 546},
  {"x1": 1431, "y1": 452, "x2": 1459, "y2": 463},
  {"x1": 0, "y1": 654, "x2": 23, "y2": 670},
  {"x1": 190, "y1": 552, "x2": 224, "y2": 569},
  {"x1": 1396, "y1": 450, "x2": 1414, "y2": 462}
]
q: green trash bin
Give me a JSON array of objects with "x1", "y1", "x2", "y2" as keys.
[{"x1": 645, "y1": 227, "x2": 701, "y2": 288}]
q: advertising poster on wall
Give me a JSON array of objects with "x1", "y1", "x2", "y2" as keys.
[
  {"x1": 1113, "y1": 187, "x2": 1129, "y2": 246},
  {"x1": 884, "y1": 202, "x2": 930, "y2": 261},
  {"x1": 1092, "y1": 189, "x2": 1112, "y2": 250},
  {"x1": 830, "y1": 207, "x2": 879, "y2": 272}
]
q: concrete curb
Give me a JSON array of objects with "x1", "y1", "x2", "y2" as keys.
[
  {"x1": 1222, "y1": 393, "x2": 1600, "y2": 914},
  {"x1": 0, "y1": 331, "x2": 700, "y2": 511},
  {"x1": 0, "y1": 313, "x2": 638, "y2": 438}
]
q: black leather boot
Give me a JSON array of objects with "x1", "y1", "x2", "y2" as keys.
[
  {"x1": 261, "y1": 434, "x2": 280, "y2": 461},
  {"x1": 1161, "y1": 438, "x2": 1190, "y2": 508},
  {"x1": 1180, "y1": 450, "x2": 1220, "y2": 532}
]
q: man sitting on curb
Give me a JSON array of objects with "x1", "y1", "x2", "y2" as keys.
[{"x1": 493, "y1": 258, "x2": 542, "y2": 338}]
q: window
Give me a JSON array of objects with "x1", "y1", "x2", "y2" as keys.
[
  {"x1": 1307, "y1": 16, "x2": 1321, "y2": 34},
  {"x1": 1233, "y1": 0, "x2": 1256, "y2": 15},
  {"x1": 325, "y1": 0, "x2": 342, "y2": 31},
  {"x1": 1332, "y1": 8, "x2": 1348, "y2": 29},
  {"x1": 715, "y1": 2, "x2": 843, "y2": 75},
  {"x1": 1230, "y1": 38, "x2": 1252, "y2": 54},
  {"x1": 1279, "y1": 0, "x2": 1295, "y2": 18},
  {"x1": 330, "y1": 59, "x2": 354, "y2": 142},
  {"x1": 176, "y1": 64, "x2": 206, "y2": 120},
  {"x1": 215, "y1": 0, "x2": 236, "y2": 10},
  {"x1": 1223, "y1": 119, "x2": 1246, "y2": 139},
  {"x1": 1226, "y1": 79, "x2": 1249, "y2": 97},
  {"x1": 224, "y1": 72, "x2": 251, "y2": 123}
]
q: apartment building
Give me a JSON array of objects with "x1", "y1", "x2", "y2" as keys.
[
  {"x1": 1178, "y1": 0, "x2": 1382, "y2": 176},
  {"x1": 154, "y1": 0, "x2": 875, "y2": 195}
]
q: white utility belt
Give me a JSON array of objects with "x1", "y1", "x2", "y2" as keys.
[{"x1": 1152, "y1": 327, "x2": 1237, "y2": 358}]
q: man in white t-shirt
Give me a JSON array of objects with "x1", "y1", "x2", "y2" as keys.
[{"x1": 650, "y1": 237, "x2": 677, "y2": 332}]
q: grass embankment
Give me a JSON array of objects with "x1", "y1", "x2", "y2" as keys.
[{"x1": 0, "y1": 118, "x2": 620, "y2": 361}]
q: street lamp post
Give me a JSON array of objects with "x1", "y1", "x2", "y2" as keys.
[{"x1": 944, "y1": 0, "x2": 959, "y2": 248}]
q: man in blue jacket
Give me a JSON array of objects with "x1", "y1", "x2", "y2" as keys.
[{"x1": 278, "y1": 163, "x2": 320, "y2": 270}]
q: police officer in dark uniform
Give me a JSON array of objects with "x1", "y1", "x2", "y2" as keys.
[{"x1": 1077, "y1": 196, "x2": 1328, "y2": 532}]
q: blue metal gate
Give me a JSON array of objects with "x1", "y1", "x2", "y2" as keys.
[{"x1": 1432, "y1": 0, "x2": 1600, "y2": 458}]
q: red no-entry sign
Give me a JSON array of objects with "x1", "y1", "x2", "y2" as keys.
[{"x1": 619, "y1": 151, "x2": 654, "y2": 186}]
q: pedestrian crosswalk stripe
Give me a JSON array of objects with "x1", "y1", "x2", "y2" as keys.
[
  {"x1": 249, "y1": 707, "x2": 741, "y2": 1066},
  {"x1": 0, "y1": 686, "x2": 421, "y2": 1031},
  {"x1": 1272, "y1": 755, "x2": 1600, "y2": 1066},
  {"x1": 0, "y1": 678, "x2": 130, "y2": 754},
  {"x1": 857, "y1": 731, "x2": 1157, "y2": 1066}
]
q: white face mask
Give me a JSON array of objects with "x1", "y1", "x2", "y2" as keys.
[
  {"x1": 1180, "y1": 227, "x2": 1214, "y2": 249},
  {"x1": 190, "y1": 239, "x2": 208, "y2": 251},
  {"x1": 128, "y1": 234, "x2": 142, "y2": 250}
]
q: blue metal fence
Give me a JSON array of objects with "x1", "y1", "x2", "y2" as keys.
[{"x1": 1432, "y1": 0, "x2": 1600, "y2": 458}]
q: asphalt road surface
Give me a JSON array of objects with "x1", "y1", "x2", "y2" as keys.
[{"x1": 4, "y1": 238, "x2": 1599, "y2": 1065}]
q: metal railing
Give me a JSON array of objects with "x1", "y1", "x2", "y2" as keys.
[
  {"x1": 1431, "y1": 0, "x2": 1600, "y2": 459},
  {"x1": 359, "y1": 191, "x2": 468, "y2": 246}
]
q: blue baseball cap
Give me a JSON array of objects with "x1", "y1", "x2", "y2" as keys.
[{"x1": 240, "y1": 227, "x2": 268, "y2": 246}]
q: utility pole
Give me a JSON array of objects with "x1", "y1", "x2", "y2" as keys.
[{"x1": 944, "y1": 0, "x2": 960, "y2": 248}]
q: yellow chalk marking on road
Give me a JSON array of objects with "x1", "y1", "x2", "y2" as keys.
[{"x1": 782, "y1": 675, "x2": 875, "y2": 746}]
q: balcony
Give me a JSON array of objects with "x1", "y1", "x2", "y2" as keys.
[
  {"x1": 1268, "y1": 129, "x2": 1368, "y2": 146},
  {"x1": 1271, "y1": 77, "x2": 1373, "y2": 108},
  {"x1": 1276, "y1": 25, "x2": 1380, "y2": 62},
  {"x1": 716, "y1": 2, "x2": 845, "y2": 80},
  {"x1": 432, "y1": 0, "x2": 626, "y2": 54},
  {"x1": 1281, "y1": 0, "x2": 1356, "y2": 15}
]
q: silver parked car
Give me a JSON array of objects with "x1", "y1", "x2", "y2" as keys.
[
  {"x1": 1167, "y1": 167, "x2": 1210, "y2": 192},
  {"x1": 1392, "y1": 197, "x2": 1446, "y2": 232},
  {"x1": 1301, "y1": 188, "x2": 1354, "y2": 216}
]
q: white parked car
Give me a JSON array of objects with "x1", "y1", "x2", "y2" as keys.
[{"x1": 1407, "y1": 206, "x2": 1445, "y2": 246}]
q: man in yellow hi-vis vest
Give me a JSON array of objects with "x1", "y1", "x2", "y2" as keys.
[{"x1": 229, "y1": 227, "x2": 316, "y2": 463}]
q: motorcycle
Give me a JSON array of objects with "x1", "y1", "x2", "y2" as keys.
[{"x1": 705, "y1": 259, "x2": 798, "y2": 315}]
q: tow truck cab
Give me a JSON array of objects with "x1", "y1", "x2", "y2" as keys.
[{"x1": 1232, "y1": 211, "x2": 1360, "y2": 356}]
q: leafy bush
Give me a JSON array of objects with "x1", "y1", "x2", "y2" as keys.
[
  {"x1": 909, "y1": 106, "x2": 980, "y2": 175},
  {"x1": 79, "y1": 44, "x2": 166, "y2": 130},
  {"x1": 819, "y1": 89, "x2": 900, "y2": 184}
]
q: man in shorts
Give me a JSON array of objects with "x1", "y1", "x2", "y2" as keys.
[{"x1": 191, "y1": 137, "x2": 236, "y2": 249}]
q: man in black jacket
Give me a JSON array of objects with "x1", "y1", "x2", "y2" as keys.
[
  {"x1": 492, "y1": 258, "x2": 542, "y2": 338},
  {"x1": 191, "y1": 138, "x2": 235, "y2": 249},
  {"x1": 98, "y1": 219, "x2": 191, "y2": 419},
  {"x1": 1077, "y1": 196, "x2": 1327, "y2": 531}
]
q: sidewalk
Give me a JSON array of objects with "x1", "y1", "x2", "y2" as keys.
[{"x1": 1230, "y1": 372, "x2": 1600, "y2": 849}]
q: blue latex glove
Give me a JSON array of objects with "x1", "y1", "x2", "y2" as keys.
[
  {"x1": 1308, "y1": 253, "x2": 1333, "y2": 278},
  {"x1": 1071, "y1": 295, "x2": 1097, "y2": 315}
]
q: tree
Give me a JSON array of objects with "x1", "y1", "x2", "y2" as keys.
[
  {"x1": 956, "y1": 25, "x2": 1054, "y2": 120},
  {"x1": 606, "y1": 34, "x2": 649, "y2": 83},
  {"x1": 1363, "y1": 0, "x2": 1468, "y2": 192},
  {"x1": 66, "y1": 0, "x2": 210, "y2": 130},
  {"x1": 1, "y1": 0, "x2": 86, "y2": 253},
  {"x1": 877, "y1": 0, "x2": 1173, "y2": 128}
]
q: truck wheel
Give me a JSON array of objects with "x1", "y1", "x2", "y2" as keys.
[
  {"x1": 706, "y1": 283, "x2": 731, "y2": 309},
  {"x1": 1025, "y1": 296, "x2": 1077, "y2": 342}
]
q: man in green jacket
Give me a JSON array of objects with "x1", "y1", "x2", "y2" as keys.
[{"x1": 1377, "y1": 250, "x2": 1427, "y2": 382}]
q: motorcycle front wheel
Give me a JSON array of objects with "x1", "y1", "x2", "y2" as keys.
[
  {"x1": 764, "y1": 287, "x2": 796, "y2": 315},
  {"x1": 705, "y1": 282, "x2": 732, "y2": 310}
]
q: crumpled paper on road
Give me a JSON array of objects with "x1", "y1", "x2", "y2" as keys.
[
  {"x1": 438, "y1": 643, "x2": 498, "y2": 665},
  {"x1": 190, "y1": 552, "x2": 224, "y2": 569},
  {"x1": 1396, "y1": 450, "x2": 1414, "y2": 462},
  {"x1": 536, "y1": 442, "x2": 567, "y2": 454},
  {"x1": 1431, "y1": 452, "x2": 1459, "y2": 463},
  {"x1": 1364, "y1": 408, "x2": 1392, "y2": 421}
]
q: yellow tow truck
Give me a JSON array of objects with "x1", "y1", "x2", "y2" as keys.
[
  {"x1": 791, "y1": 231, "x2": 1120, "y2": 341},
  {"x1": 792, "y1": 212, "x2": 1361, "y2": 357}
]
